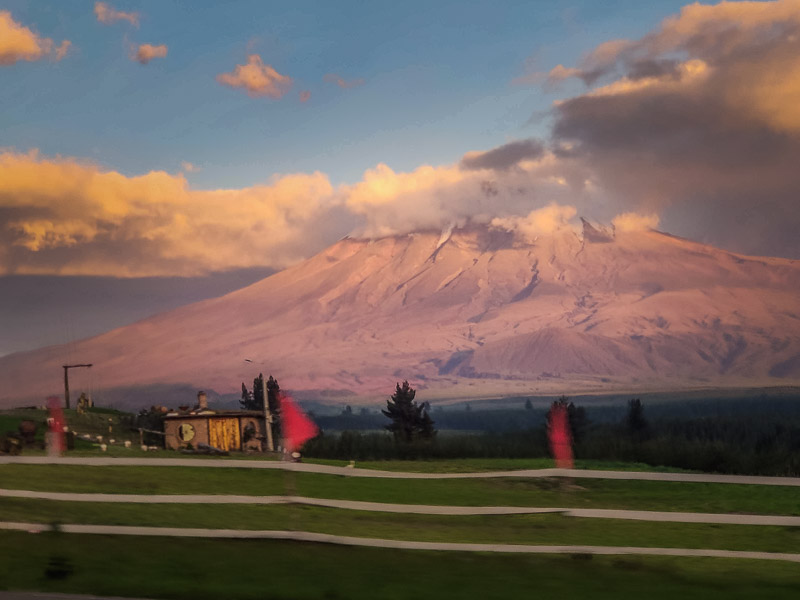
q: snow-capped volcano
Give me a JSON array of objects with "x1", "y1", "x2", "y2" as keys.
[{"x1": 1, "y1": 221, "x2": 799, "y2": 407}]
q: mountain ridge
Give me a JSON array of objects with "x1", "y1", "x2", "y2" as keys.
[{"x1": 1, "y1": 222, "x2": 798, "y2": 407}]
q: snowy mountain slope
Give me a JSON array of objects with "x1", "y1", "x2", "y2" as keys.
[{"x1": 1, "y1": 222, "x2": 798, "y2": 406}]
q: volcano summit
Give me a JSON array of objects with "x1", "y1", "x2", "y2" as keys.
[{"x1": 1, "y1": 221, "x2": 799, "y2": 407}]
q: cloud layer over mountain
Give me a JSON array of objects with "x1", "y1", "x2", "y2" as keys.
[
  {"x1": 2, "y1": 1, "x2": 800, "y2": 276},
  {"x1": 548, "y1": 0, "x2": 800, "y2": 258}
]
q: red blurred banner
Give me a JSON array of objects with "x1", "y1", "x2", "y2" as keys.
[
  {"x1": 47, "y1": 395, "x2": 66, "y2": 455},
  {"x1": 547, "y1": 403, "x2": 574, "y2": 469},
  {"x1": 280, "y1": 394, "x2": 319, "y2": 453}
]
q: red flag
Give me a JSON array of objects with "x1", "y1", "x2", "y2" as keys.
[
  {"x1": 279, "y1": 394, "x2": 319, "y2": 453},
  {"x1": 47, "y1": 395, "x2": 66, "y2": 455},
  {"x1": 547, "y1": 402, "x2": 574, "y2": 469}
]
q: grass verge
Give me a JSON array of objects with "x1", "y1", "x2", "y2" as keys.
[
  {"x1": 1, "y1": 498, "x2": 799, "y2": 553},
  {"x1": 1, "y1": 531, "x2": 799, "y2": 600},
  {"x1": 1, "y1": 464, "x2": 798, "y2": 515}
]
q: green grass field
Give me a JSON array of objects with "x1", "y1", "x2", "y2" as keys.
[
  {"x1": 1, "y1": 497, "x2": 798, "y2": 552},
  {"x1": 1, "y1": 532, "x2": 799, "y2": 600},
  {"x1": 1, "y1": 458, "x2": 798, "y2": 599},
  {"x1": 1, "y1": 464, "x2": 798, "y2": 515}
]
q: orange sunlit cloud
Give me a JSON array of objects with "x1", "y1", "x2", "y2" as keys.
[
  {"x1": 491, "y1": 204, "x2": 578, "y2": 240},
  {"x1": 612, "y1": 212, "x2": 660, "y2": 232},
  {"x1": 299, "y1": 90, "x2": 311, "y2": 103},
  {"x1": 546, "y1": 64, "x2": 583, "y2": 83},
  {"x1": 0, "y1": 11, "x2": 70, "y2": 65},
  {"x1": 54, "y1": 40, "x2": 71, "y2": 61},
  {"x1": 342, "y1": 149, "x2": 595, "y2": 239},
  {"x1": 323, "y1": 73, "x2": 364, "y2": 89},
  {"x1": 0, "y1": 149, "x2": 339, "y2": 277},
  {"x1": 216, "y1": 54, "x2": 293, "y2": 98},
  {"x1": 0, "y1": 145, "x2": 600, "y2": 276},
  {"x1": 343, "y1": 162, "x2": 469, "y2": 237},
  {"x1": 94, "y1": 2, "x2": 139, "y2": 27},
  {"x1": 132, "y1": 43, "x2": 168, "y2": 65}
]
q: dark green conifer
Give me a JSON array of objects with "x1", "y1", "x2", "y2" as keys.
[{"x1": 382, "y1": 381, "x2": 436, "y2": 442}]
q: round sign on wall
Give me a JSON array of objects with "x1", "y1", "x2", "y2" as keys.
[{"x1": 178, "y1": 423, "x2": 196, "y2": 442}]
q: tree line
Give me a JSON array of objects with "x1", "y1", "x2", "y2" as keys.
[
  {"x1": 304, "y1": 389, "x2": 800, "y2": 476},
  {"x1": 240, "y1": 373, "x2": 282, "y2": 443}
]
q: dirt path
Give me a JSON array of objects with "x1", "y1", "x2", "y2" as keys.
[
  {"x1": 2, "y1": 488, "x2": 798, "y2": 526},
  {"x1": 2, "y1": 521, "x2": 798, "y2": 563}
]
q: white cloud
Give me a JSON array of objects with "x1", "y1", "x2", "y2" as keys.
[
  {"x1": 94, "y1": 2, "x2": 139, "y2": 27},
  {"x1": 612, "y1": 212, "x2": 660, "y2": 232},
  {"x1": 217, "y1": 55, "x2": 293, "y2": 98},
  {"x1": 132, "y1": 43, "x2": 167, "y2": 65},
  {"x1": 491, "y1": 204, "x2": 578, "y2": 240}
]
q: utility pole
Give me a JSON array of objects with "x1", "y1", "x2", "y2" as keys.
[
  {"x1": 63, "y1": 364, "x2": 92, "y2": 410},
  {"x1": 262, "y1": 374, "x2": 275, "y2": 452}
]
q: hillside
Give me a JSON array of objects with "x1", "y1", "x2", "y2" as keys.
[{"x1": 1, "y1": 222, "x2": 799, "y2": 407}]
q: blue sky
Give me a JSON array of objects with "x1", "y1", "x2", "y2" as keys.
[
  {"x1": 2, "y1": 0, "x2": 685, "y2": 187},
  {"x1": 5, "y1": 0, "x2": 798, "y2": 356}
]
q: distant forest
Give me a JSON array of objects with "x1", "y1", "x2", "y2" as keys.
[{"x1": 304, "y1": 392, "x2": 800, "y2": 476}]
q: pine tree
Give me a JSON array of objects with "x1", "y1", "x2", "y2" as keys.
[
  {"x1": 418, "y1": 409, "x2": 437, "y2": 440},
  {"x1": 266, "y1": 375, "x2": 282, "y2": 441},
  {"x1": 567, "y1": 402, "x2": 589, "y2": 445},
  {"x1": 266, "y1": 375, "x2": 280, "y2": 412},
  {"x1": 626, "y1": 398, "x2": 648, "y2": 438},
  {"x1": 241, "y1": 374, "x2": 280, "y2": 417},
  {"x1": 382, "y1": 381, "x2": 436, "y2": 442},
  {"x1": 241, "y1": 374, "x2": 283, "y2": 444},
  {"x1": 240, "y1": 375, "x2": 265, "y2": 410},
  {"x1": 240, "y1": 381, "x2": 259, "y2": 410}
]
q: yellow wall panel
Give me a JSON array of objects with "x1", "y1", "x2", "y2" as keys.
[{"x1": 209, "y1": 418, "x2": 240, "y2": 451}]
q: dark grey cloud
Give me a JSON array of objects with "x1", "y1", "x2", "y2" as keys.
[
  {"x1": 460, "y1": 139, "x2": 545, "y2": 171},
  {"x1": 543, "y1": 0, "x2": 800, "y2": 259},
  {"x1": 627, "y1": 58, "x2": 681, "y2": 80}
]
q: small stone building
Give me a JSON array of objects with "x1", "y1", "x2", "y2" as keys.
[{"x1": 163, "y1": 402, "x2": 266, "y2": 452}]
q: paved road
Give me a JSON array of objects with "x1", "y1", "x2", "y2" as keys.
[
  {"x1": 2, "y1": 521, "x2": 798, "y2": 563},
  {"x1": 2, "y1": 488, "x2": 798, "y2": 526},
  {"x1": 2, "y1": 456, "x2": 799, "y2": 486}
]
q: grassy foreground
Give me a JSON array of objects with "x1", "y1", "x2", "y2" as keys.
[
  {"x1": 1, "y1": 464, "x2": 798, "y2": 515},
  {"x1": 1, "y1": 497, "x2": 799, "y2": 552},
  {"x1": 1, "y1": 531, "x2": 799, "y2": 600}
]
